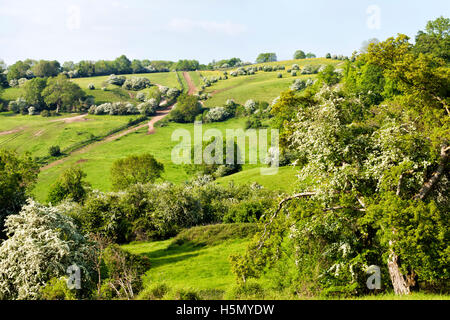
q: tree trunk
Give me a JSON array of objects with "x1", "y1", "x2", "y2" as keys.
[{"x1": 388, "y1": 248, "x2": 411, "y2": 295}]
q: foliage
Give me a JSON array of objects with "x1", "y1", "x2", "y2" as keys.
[
  {"x1": 0, "y1": 149, "x2": 39, "y2": 239},
  {"x1": 42, "y1": 74, "x2": 86, "y2": 112},
  {"x1": 8, "y1": 97, "x2": 28, "y2": 113},
  {"x1": 234, "y1": 27, "x2": 450, "y2": 296},
  {"x1": 204, "y1": 106, "x2": 231, "y2": 122},
  {"x1": 23, "y1": 77, "x2": 47, "y2": 109},
  {"x1": 110, "y1": 154, "x2": 164, "y2": 191},
  {"x1": 122, "y1": 77, "x2": 151, "y2": 91},
  {"x1": 294, "y1": 50, "x2": 306, "y2": 59},
  {"x1": 170, "y1": 94, "x2": 202, "y2": 123},
  {"x1": 48, "y1": 145, "x2": 61, "y2": 157},
  {"x1": 256, "y1": 53, "x2": 277, "y2": 63},
  {"x1": 100, "y1": 244, "x2": 150, "y2": 299},
  {"x1": 318, "y1": 65, "x2": 342, "y2": 85},
  {"x1": 107, "y1": 74, "x2": 126, "y2": 86},
  {"x1": 0, "y1": 200, "x2": 95, "y2": 300},
  {"x1": 47, "y1": 167, "x2": 91, "y2": 204},
  {"x1": 413, "y1": 16, "x2": 450, "y2": 62}
]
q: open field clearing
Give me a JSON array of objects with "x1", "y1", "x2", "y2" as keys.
[
  {"x1": 0, "y1": 112, "x2": 137, "y2": 158},
  {"x1": 33, "y1": 117, "x2": 277, "y2": 201}
]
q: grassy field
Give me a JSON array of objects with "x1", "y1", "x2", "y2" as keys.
[
  {"x1": 200, "y1": 58, "x2": 342, "y2": 107},
  {"x1": 216, "y1": 166, "x2": 300, "y2": 194},
  {"x1": 123, "y1": 224, "x2": 258, "y2": 299},
  {"x1": 33, "y1": 117, "x2": 277, "y2": 201},
  {"x1": 1, "y1": 72, "x2": 182, "y2": 104},
  {"x1": 0, "y1": 112, "x2": 137, "y2": 158},
  {"x1": 124, "y1": 224, "x2": 449, "y2": 300}
]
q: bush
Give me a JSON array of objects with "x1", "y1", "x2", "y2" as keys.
[
  {"x1": 223, "y1": 198, "x2": 272, "y2": 223},
  {"x1": 244, "y1": 117, "x2": 263, "y2": 129},
  {"x1": 137, "y1": 101, "x2": 157, "y2": 116},
  {"x1": 88, "y1": 83, "x2": 95, "y2": 90},
  {"x1": 301, "y1": 64, "x2": 320, "y2": 75},
  {"x1": 166, "y1": 87, "x2": 181, "y2": 99},
  {"x1": 318, "y1": 65, "x2": 342, "y2": 85},
  {"x1": 48, "y1": 145, "x2": 61, "y2": 157},
  {"x1": 169, "y1": 94, "x2": 202, "y2": 123},
  {"x1": 291, "y1": 64, "x2": 300, "y2": 70},
  {"x1": 0, "y1": 200, "x2": 95, "y2": 300},
  {"x1": 8, "y1": 97, "x2": 28, "y2": 113},
  {"x1": 244, "y1": 99, "x2": 256, "y2": 114},
  {"x1": 136, "y1": 92, "x2": 147, "y2": 102},
  {"x1": 205, "y1": 106, "x2": 231, "y2": 122},
  {"x1": 101, "y1": 244, "x2": 150, "y2": 300},
  {"x1": 277, "y1": 73, "x2": 282, "y2": 78},
  {"x1": 107, "y1": 74, "x2": 126, "y2": 86},
  {"x1": 28, "y1": 106, "x2": 35, "y2": 115},
  {"x1": 290, "y1": 79, "x2": 306, "y2": 91},
  {"x1": 47, "y1": 167, "x2": 90, "y2": 204},
  {"x1": 291, "y1": 70, "x2": 297, "y2": 76},
  {"x1": 89, "y1": 102, "x2": 140, "y2": 116},
  {"x1": 110, "y1": 153, "x2": 164, "y2": 191},
  {"x1": 122, "y1": 77, "x2": 151, "y2": 91},
  {"x1": 41, "y1": 277, "x2": 77, "y2": 300},
  {"x1": 137, "y1": 282, "x2": 170, "y2": 300},
  {"x1": 41, "y1": 110, "x2": 50, "y2": 117}
]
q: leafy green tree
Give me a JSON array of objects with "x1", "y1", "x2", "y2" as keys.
[
  {"x1": 318, "y1": 64, "x2": 341, "y2": 86},
  {"x1": 294, "y1": 50, "x2": 306, "y2": 59},
  {"x1": 31, "y1": 60, "x2": 60, "y2": 77},
  {"x1": 169, "y1": 94, "x2": 202, "y2": 123},
  {"x1": 305, "y1": 52, "x2": 316, "y2": 58},
  {"x1": 6, "y1": 60, "x2": 30, "y2": 82},
  {"x1": 42, "y1": 74, "x2": 85, "y2": 113},
  {"x1": 110, "y1": 154, "x2": 164, "y2": 191},
  {"x1": 76, "y1": 60, "x2": 96, "y2": 77},
  {"x1": 47, "y1": 167, "x2": 91, "y2": 204},
  {"x1": 414, "y1": 16, "x2": 450, "y2": 62},
  {"x1": 114, "y1": 55, "x2": 132, "y2": 74},
  {"x1": 256, "y1": 53, "x2": 277, "y2": 63},
  {"x1": 235, "y1": 28, "x2": 450, "y2": 296},
  {"x1": 175, "y1": 60, "x2": 200, "y2": 71},
  {"x1": 0, "y1": 149, "x2": 39, "y2": 239},
  {"x1": 131, "y1": 59, "x2": 145, "y2": 73},
  {"x1": 0, "y1": 60, "x2": 7, "y2": 87},
  {"x1": 23, "y1": 77, "x2": 47, "y2": 109}
]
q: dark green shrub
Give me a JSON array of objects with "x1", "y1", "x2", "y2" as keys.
[{"x1": 48, "y1": 145, "x2": 61, "y2": 157}]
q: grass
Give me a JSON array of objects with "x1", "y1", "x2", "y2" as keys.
[
  {"x1": 1, "y1": 72, "x2": 182, "y2": 105},
  {"x1": 33, "y1": 117, "x2": 275, "y2": 201},
  {"x1": 123, "y1": 224, "x2": 258, "y2": 297},
  {"x1": 216, "y1": 166, "x2": 301, "y2": 193},
  {"x1": 201, "y1": 58, "x2": 342, "y2": 107},
  {"x1": 0, "y1": 112, "x2": 137, "y2": 158},
  {"x1": 124, "y1": 223, "x2": 450, "y2": 300}
]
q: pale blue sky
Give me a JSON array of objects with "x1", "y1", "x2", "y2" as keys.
[{"x1": 0, "y1": 0, "x2": 449, "y2": 65}]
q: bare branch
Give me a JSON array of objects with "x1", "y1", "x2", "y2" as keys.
[{"x1": 414, "y1": 145, "x2": 450, "y2": 200}]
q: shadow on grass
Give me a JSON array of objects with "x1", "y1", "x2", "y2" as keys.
[{"x1": 139, "y1": 241, "x2": 206, "y2": 269}]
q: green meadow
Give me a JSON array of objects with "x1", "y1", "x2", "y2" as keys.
[{"x1": 0, "y1": 112, "x2": 137, "y2": 158}]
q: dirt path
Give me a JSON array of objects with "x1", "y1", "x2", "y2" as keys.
[
  {"x1": 51, "y1": 114, "x2": 89, "y2": 123},
  {"x1": 41, "y1": 79, "x2": 196, "y2": 171},
  {"x1": 40, "y1": 106, "x2": 174, "y2": 171},
  {"x1": 183, "y1": 72, "x2": 197, "y2": 95},
  {"x1": 0, "y1": 127, "x2": 24, "y2": 136}
]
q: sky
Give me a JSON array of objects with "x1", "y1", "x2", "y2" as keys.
[{"x1": 0, "y1": 0, "x2": 449, "y2": 65}]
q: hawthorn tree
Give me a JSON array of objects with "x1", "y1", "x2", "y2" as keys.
[{"x1": 232, "y1": 30, "x2": 449, "y2": 296}]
